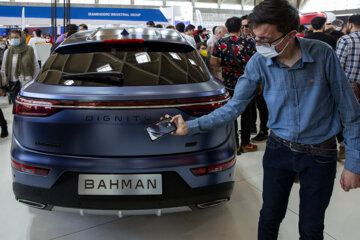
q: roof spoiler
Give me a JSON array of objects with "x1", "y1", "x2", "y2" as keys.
[{"x1": 54, "y1": 40, "x2": 195, "y2": 54}]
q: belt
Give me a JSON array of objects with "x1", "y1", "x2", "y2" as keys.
[{"x1": 270, "y1": 132, "x2": 337, "y2": 158}]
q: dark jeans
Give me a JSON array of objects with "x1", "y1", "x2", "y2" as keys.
[
  {"x1": 336, "y1": 132, "x2": 344, "y2": 143},
  {"x1": 258, "y1": 135, "x2": 337, "y2": 240},
  {"x1": 10, "y1": 91, "x2": 18, "y2": 104},
  {"x1": 251, "y1": 93, "x2": 269, "y2": 134},
  {"x1": 228, "y1": 89, "x2": 254, "y2": 147},
  {"x1": 240, "y1": 100, "x2": 254, "y2": 146},
  {"x1": 256, "y1": 94, "x2": 269, "y2": 134},
  {"x1": 0, "y1": 108, "x2": 6, "y2": 127},
  {"x1": 8, "y1": 80, "x2": 21, "y2": 104}
]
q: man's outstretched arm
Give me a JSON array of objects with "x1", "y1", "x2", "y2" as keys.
[{"x1": 168, "y1": 57, "x2": 262, "y2": 136}]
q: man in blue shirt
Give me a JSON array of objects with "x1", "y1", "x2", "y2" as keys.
[{"x1": 166, "y1": 0, "x2": 360, "y2": 239}]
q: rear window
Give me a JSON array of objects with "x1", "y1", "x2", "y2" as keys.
[{"x1": 37, "y1": 49, "x2": 210, "y2": 86}]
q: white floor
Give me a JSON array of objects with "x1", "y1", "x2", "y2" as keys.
[{"x1": 0, "y1": 97, "x2": 359, "y2": 240}]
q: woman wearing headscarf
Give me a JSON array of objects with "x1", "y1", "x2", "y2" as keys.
[
  {"x1": 0, "y1": 38, "x2": 8, "y2": 138},
  {"x1": 45, "y1": 34, "x2": 55, "y2": 45},
  {"x1": 1, "y1": 29, "x2": 39, "y2": 103}
]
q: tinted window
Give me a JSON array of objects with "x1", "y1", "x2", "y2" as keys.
[{"x1": 37, "y1": 50, "x2": 209, "y2": 86}]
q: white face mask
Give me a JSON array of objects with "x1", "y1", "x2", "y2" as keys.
[
  {"x1": 256, "y1": 34, "x2": 290, "y2": 58},
  {"x1": 10, "y1": 39, "x2": 21, "y2": 46},
  {"x1": 0, "y1": 44, "x2": 5, "y2": 49},
  {"x1": 335, "y1": 27, "x2": 342, "y2": 31}
]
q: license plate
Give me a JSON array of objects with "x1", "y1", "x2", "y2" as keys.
[{"x1": 78, "y1": 174, "x2": 162, "y2": 195}]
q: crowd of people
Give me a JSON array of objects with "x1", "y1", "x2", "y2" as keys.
[
  {"x1": 0, "y1": 1, "x2": 359, "y2": 238},
  {"x1": 0, "y1": 23, "x2": 87, "y2": 138}
]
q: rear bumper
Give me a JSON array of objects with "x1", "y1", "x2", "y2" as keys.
[
  {"x1": 51, "y1": 206, "x2": 193, "y2": 217},
  {"x1": 13, "y1": 172, "x2": 234, "y2": 211},
  {"x1": 11, "y1": 129, "x2": 236, "y2": 189},
  {"x1": 11, "y1": 126, "x2": 236, "y2": 212}
]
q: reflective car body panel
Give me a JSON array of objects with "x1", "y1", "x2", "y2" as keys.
[{"x1": 11, "y1": 27, "x2": 236, "y2": 213}]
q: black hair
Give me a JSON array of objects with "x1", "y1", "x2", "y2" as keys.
[
  {"x1": 249, "y1": 0, "x2": 299, "y2": 34},
  {"x1": 196, "y1": 42, "x2": 207, "y2": 50},
  {"x1": 332, "y1": 19, "x2": 344, "y2": 27},
  {"x1": 298, "y1": 24, "x2": 306, "y2": 33},
  {"x1": 79, "y1": 24, "x2": 88, "y2": 30},
  {"x1": 35, "y1": 29, "x2": 42, "y2": 37},
  {"x1": 10, "y1": 29, "x2": 21, "y2": 36},
  {"x1": 23, "y1": 28, "x2": 29, "y2": 34},
  {"x1": 324, "y1": 28, "x2": 334, "y2": 34},
  {"x1": 176, "y1": 22, "x2": 185, "y2": 33},
  {"x1": 311, "y1": 17, "x2": 327, "y2": 30},
  {"x1": 185, "y1": 24, "x2": 195, "y2": 32},
  {"x1": 212, "y1": 26, "x2": 217, "y2": 34},
  {"x1": 67, "y1": 24, "x2": 78, "y2": 37},
  {"x1": 241, "y1": 15, "x2": 248, "y2": 21},
  {"x1": 155, "y1": 24, "x2": 163, "y2": 28},
  {"x1": 146, "y1": 21, "x2": 155, "y2": 27},
  {"x1": 225, "y1": 17, "x2": 242, "y2": 33},
  {"x1": 348, "y1": 14, "x2": 360, "y2": 27}
]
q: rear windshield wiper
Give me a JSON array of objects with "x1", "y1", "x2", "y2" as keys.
[{"x1": 62, "y1": 72, "x2": 124, "y2": 86}]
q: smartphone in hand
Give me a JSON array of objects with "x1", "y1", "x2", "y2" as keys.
[{"x1": 145, "y1": 118, "x2": 177, "y2": 141}]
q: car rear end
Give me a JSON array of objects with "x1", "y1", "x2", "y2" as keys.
[{"x1": 11, "y1": 28, "x2": 236, "y2": 216}]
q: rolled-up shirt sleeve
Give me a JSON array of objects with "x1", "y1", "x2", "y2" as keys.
[
  {"x1": 187, "y1": 57, "x2": 261, "y2": 135},
  {"x1": 326, "y1": 49, "x2": 360, "y2": 174}
]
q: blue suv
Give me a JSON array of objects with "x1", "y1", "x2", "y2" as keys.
[{"x1": 11, "y1": 28, "x2": 236, "y2": 216}]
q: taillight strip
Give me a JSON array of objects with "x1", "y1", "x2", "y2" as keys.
[
  {"x1": 11, "y1": 159, "x2": 50, "y2": 176},
  {"x1": 15, "y1": 98, "x2": 230, "y2": 110},
  {"x1": 190, "y1": 157, "x2": 236, "y2": 176}
]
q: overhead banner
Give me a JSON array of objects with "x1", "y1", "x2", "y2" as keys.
[{"x1": 0, "y1": 5, "x2": 168, "y2": 22}]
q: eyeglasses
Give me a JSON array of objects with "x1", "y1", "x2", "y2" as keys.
[
  {"x1": 254, "y1": 33, "x2": 288, "y2": 47},
  {"x1": 241, "y1": 25, "x2": 249, "y2": 28}
]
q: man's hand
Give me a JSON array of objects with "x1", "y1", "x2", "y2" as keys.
[
  {"x1": 163, "y1": 114, "x2": 188, "y2": 136},
  {"x1": 0, "y1": 89, "x2": 5, "y2": 97},
  {"x1": 340, "y1": 169, "x2": 360, "y2": 192}
]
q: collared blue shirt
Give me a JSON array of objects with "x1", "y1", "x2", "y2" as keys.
[{"x1": 187, "y1": 37, "x2": 360, "y2": 174}]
